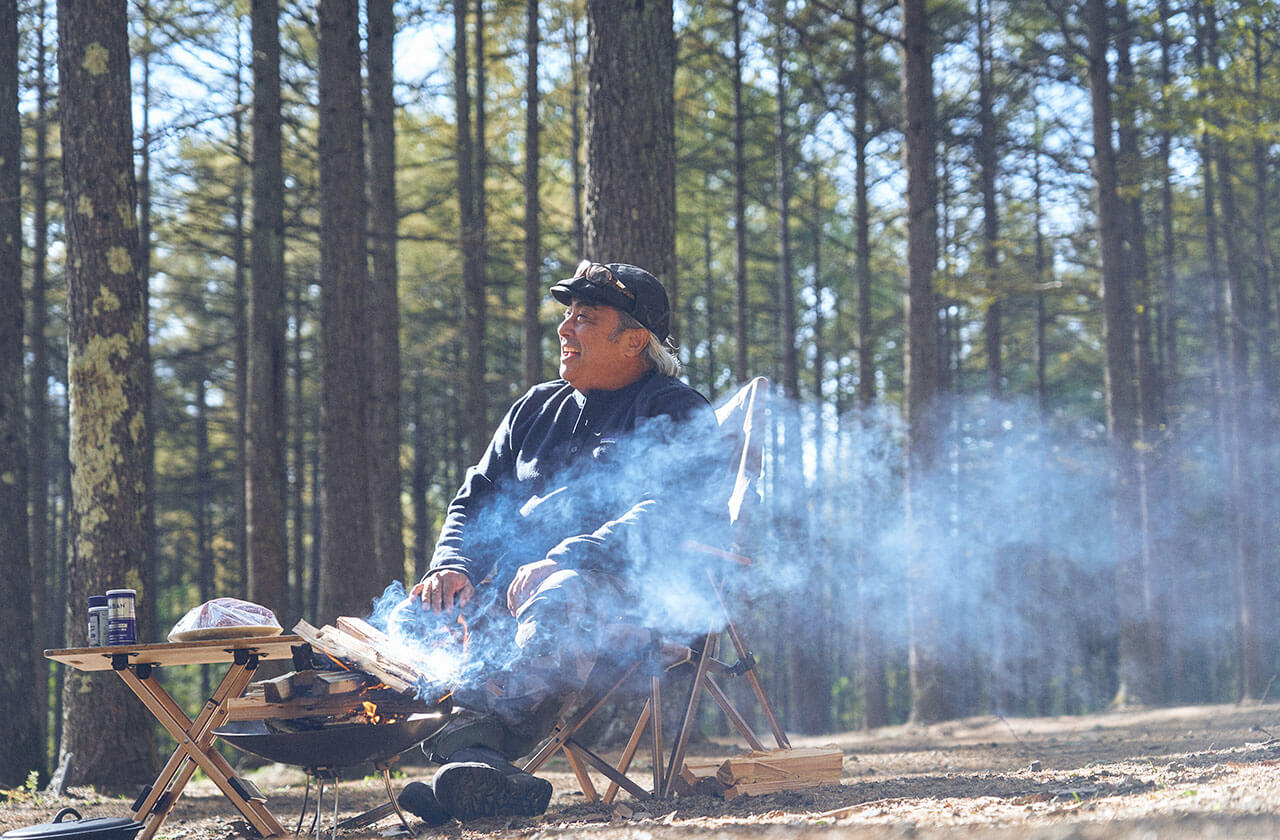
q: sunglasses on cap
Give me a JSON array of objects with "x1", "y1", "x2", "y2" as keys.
[{"x1": 572, "y1": 260, "x2": 636, "y2": 304}]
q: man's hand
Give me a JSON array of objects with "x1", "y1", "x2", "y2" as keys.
[
  {"x1": 507, "y1": 559, "x2": 560, "y2": 616},
  {"x1": 410, "y1": 570, "x2": 475, "y2": 614}
]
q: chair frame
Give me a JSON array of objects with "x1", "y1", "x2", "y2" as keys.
[{"x1": 522, "y1": 376, "x2": 790, "y2": 802}]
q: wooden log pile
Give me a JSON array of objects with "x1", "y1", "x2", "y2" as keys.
[
  {"x1": 673, "y1": 747, "x2": 844, "y2": 799},
  {"x1": 222, "y1": 616, "x2": 452, "y2": 723}
]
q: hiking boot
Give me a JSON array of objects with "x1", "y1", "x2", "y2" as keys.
[
  {"x1": 431, "y1": 746, "x2": 552, "y2": 820},
  {"x1": 424, "y1": 707, "x2": 506, "y2": 762},
  {"x1": 395, "y1": 781, "x2": 451, "y2": 827}
]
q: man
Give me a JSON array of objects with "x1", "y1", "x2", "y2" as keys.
[{"x1": 401, "y1": 261, "x2": 719, "y2": 822}]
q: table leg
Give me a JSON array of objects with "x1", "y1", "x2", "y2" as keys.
[
  {"x1": 117, "y1": 660, "x2": 285, "y2": 840},
  {"x1": 129, "y1": 661, "x2": 253, "y2": 820}
]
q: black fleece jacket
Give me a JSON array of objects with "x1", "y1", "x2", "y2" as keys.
[{"x1": 427, "y1": 371, "x2": 719, "y2": 590}]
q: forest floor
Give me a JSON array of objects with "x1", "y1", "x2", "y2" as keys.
[{"x1": 4, "y1": 702, "x2": 1280, "y2": 840}]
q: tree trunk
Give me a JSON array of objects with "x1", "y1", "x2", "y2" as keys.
[
  {"x1": 0, "y1": 0, "x2": 41, "y2": 786},
  {"x1": 851, "y1": 2, "x2": 883, "y2": 724},
  {"x1": 1085, "y1": 0, "x2": 1155, "y2": 706},
  {"x1": 794, "y1": 172, "x2": 832, "y2": 735},
  {"x1": 1248, "y1": 22, "x2": 1277, "y2": 678},
  {"x1": 1114, "y1": 3, "x2": 1162, "y2": 703},
  {"x1": 731, "y1": 0, "x2": 748, "y2": 382},
  {"x1": 976, "y1": 0, "x2": 1001, "y2": 399},
  {"x1": 850, "y1": 9, "x2": 888, "y2": 726},
  {"x1": 1156, "y1": 0, "x2": 1178, "y2": 396},
  {"x1": 774, "y1": 12, "x2": 798, "y2": 401},
  {"x1": 57, "y1": 0, "x2": 157, "y2": 783},
  {"x1": 1252, "y1": 23, "x2": 1276, "y2": 394},
  {"x1": 232, "y1": 21, "x2": 249, "y2": 595},
  {"x1": 290, "y1": 284, "x2": 308, "y2": 622},
  {"x1": 195, "y1": 372, "x2": 213, "y2": 700},
  {"x1": 411, "y1": 374, "x2": 431, "y2": 583},
  {"x1": 455, "y1": 0, "x2": 486, "y2": 458},
  {"x1": 701, "y1": 182, "x2": 717, "y2": 398},
  {"x1": 568, "y1": 11, "x2": 584, "y2": 259},
  {"x1": 249, "y1": 0, "x2": 289, "y2": 619},
  {"x1": 233, "y1": 128, "x2": 249, "y2": 598},
  {"x1": 1033, "y1": 126, "x2": 1048, "y2": 419},
  {"x1": 136, "y1": 5, "x2": 160, "y2": 640},
  {"x1": 473, "y1": 0, "x2": 490, "y2": 422},
  {"x1": 584, "y1": 0, "x2": 676, "y2": 285},
  {"x1": 27, "y1": 0, "x2": 53, "y2": 776},
  {"x1": 900, "y1": 0, "x2": 947, "y2": 725},
  {"x1": 368, "y1": 0, "x2": 405, "y2": 586},
  {"x1": 317, "y1": 0, "x2": 375, "y2": 621},
  {"x1": 523, "y1": 0, "x2": 543, "y2": 389},
  {"x1": 854, "y1": 0, "x2": 875, "y2": 411},
  {"x1": 1207, "y1": 20, "x2": 1262, "y2": 700},
  {"x1": 844, "y1": 9, "x2": 885, "y2": 727}
]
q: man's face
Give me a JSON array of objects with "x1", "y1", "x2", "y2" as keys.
[{"x1": 558, "y1": 300, "x2": 644, "y2": 392}]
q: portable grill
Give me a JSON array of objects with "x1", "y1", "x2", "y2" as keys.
[
  {"x1": 216, "y1": 705, "x2": 451, "y2": 838},
  {"x1": 210, "y1": 615, "x2": 462, "y2": 836}
]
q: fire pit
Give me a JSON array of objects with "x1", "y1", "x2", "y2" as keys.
[
  {"x1": 212, "y1": 616, "x2": 459, "y2": 837},
  {"x1": 216, "y1": 706, "x2": 451, "y2": 839},
  {"x1": 214, "y1": 712, "x2": 449, "y2": 773}
]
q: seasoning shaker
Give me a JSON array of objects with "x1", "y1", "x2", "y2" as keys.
[
  {"x1": 87, "y1": 595, "x2": 109, "y2": 646},
  {"x1": 106, "y1": 588, "x2": 137, "y2": 645}
]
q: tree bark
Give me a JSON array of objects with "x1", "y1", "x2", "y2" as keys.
[
  {"x1": 1248, "y1": 22, "x2": 1277, "y2": 677},
  {"x1": 57, "y1": 0, "x2": 157, "y2": 782},
  {"x1": 584, "y1": 0, "x2": 676, "y2": 287},
  {"x1": 368, "y1": 0, "x2": 405, "y2": 586},
  {"x1": 472, "y1": 0, "x2": 490, "y2": 431},
  {"x1": 774, "y1": 10, "x2": 798, "y2": 401},
  {"x1": 1204, "y1": 7, "x2": 1262, "y2": 700},
  {"x1": 249, "y1": 0, "x2": 289, "y2": 619},
  {"x1": 0, "y1": 0, "x2": 41, "y2": 786},
  {"x1": 27, "y1": 0, "x2": 53, "y2": 775},
  {"x1": 136, "y1": 4, "x2": 160, "y2": 636},
  {"x1": 290, "y1": 284, "x2": 308, "y2": 623},
  {"x1": 853, "y1": 0, "x2": 885, "y2": 729},
  {"x1": 195, "y1": 370, "x2": 213, "y2": 699},
  {"x1": 523, "y1": 0, "x2": 543, "y2": 389},
  {"x1": 976, "y1": 0, "x2": 1001, "y2": 399},
  {"x1": 1085, "y1": 0, "x2": 1155, "y2": 706},
  {"x1": 411, "y1": 374, "x2": 431, "y2": 583},
  {"x1": 900, "y1": 0, "x2": 947, "y2": 725},
  {"x1": 317, "y1": 0, "x2": 375, "y2": 621},
  {"x1": 455, "y1": 0, "x2": 487, "y2": 459},
  {"x1": 1114, "y1": 1, "x2": 1162, "y2": 702},
  {"x1": 568, "y1": 11, "x2": 584, "y2": 259},
  {"x1": 731, "y1": 0, "x2": 748, "y2": 382},
  {"x1": 853, "y1": 0, "x2": 875, "y2": 411}
]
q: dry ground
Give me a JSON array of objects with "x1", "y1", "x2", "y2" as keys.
[{"x1": 5, "y1": 702, "x2": 1280, "y2": 840}]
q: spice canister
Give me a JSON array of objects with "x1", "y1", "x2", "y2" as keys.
[
  {"x1": 87, "y1": 596, "x2": 109, "y2": 646},
  {"x1": 106, "y1": 589, "x2": 137, "y2": 645}
]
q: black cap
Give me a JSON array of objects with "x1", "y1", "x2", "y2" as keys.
[{"x1": 550, "y1": 261, "x2": 671, "y2": 342}]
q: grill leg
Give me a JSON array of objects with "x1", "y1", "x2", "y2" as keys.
[{"x1": 294, "y1": 776, "x2": 313, "y2": 836}]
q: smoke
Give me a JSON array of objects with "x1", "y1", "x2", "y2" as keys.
[{"x1": 364, "y1": 383, "x2": 1276, "y2": 723}]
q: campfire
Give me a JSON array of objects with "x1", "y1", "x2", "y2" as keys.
[{"x1": 216, "y1": 617, "x2": 456, "y2": 772}]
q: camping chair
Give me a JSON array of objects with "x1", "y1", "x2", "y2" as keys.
[{"x1": 521, "y1": 376, "x2": 790, "y2": 802}]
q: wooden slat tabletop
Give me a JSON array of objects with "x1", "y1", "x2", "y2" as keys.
[{"x1": 46, "y1": 634, "x2": 304, "y2": 671}]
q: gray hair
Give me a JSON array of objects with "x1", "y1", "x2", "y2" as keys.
[{"x1": 613, "y1": 311, "x2": 682, "y2": 377}]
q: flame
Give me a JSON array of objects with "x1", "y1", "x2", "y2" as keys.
[{"x1": 362, "y1": 700, "x2": 381, "y2": 724}]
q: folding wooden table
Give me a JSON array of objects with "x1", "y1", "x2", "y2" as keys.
[{"x1": 47, "y1": 635, "x2": 305, "y2": 840}]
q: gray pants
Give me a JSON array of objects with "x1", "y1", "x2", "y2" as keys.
[{"x1": 438, "y1": 568, "x2": 624, "y2": 758}]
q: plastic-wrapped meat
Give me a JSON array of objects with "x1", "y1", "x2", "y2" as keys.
[{"x1": 168, "y1": 597, "x2": 282, "y2": 642}]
